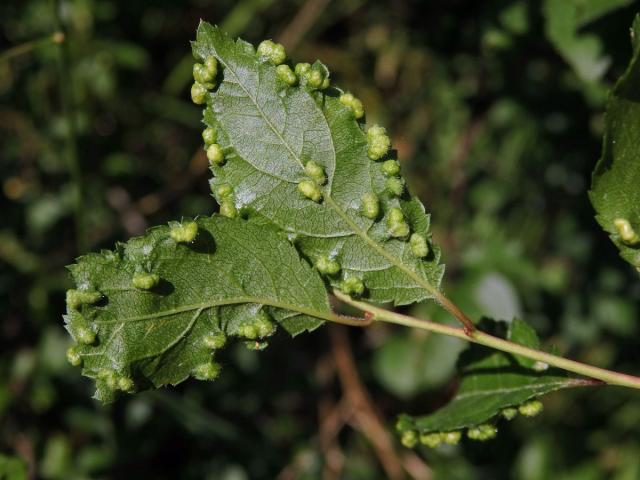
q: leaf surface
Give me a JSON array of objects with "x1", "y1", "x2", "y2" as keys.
[
  {"x1": 65, "y1": 216, "x2": 329, "y2": 402},
  {"x1": 192, "y1": 22, "x2": 444, "y2": 306},
  {"x1": 590, "y1": 15, "x2": 640, "y2": 273},
  {"x1": 396, "y1": 319, "x2": 587, "y2": 437}
]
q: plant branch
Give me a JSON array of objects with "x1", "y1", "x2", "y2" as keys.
[
  {"x1": 333, "y1": 290, "x2": 640, "y2": 390},
  {"x1": 277, "y1": 0, "x2": 331, "y2": 50},
  {"x1": 330, "y1": 325, "x2": 409, "y2": 480},
  {"x1": 52, "y1": 0, "x2": 86, "y2": 253},
  {"x1": 0, "y1": 32, "x2": 65, "y2": 63}
]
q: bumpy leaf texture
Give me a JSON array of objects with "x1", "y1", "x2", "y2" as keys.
[
  {"x1": 192, "y1": 22, "x2": 445, "y2": 306},
  {"x1": 590, "y1": 15, "x2": 640, "y2": 273},
  {"x1": 396, "y1": 319, "x2": 589, "y2": 446},
  {"x1": 65, "y1": 217, "x2": 330, "y2": 402}
]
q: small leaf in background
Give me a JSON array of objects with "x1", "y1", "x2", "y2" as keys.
[
  {"x1": 396, "y1": 318, "x2": 590, "y2": 447},
  {"x1": 64, "y1": 216, "x2": 329, "y2": 402},
  {"x1": 543, "y1": 0, "x2": 633, "y2": 83},
  {"x1": 500, "y1": 1, "x2": 529, "y2": 35},
  {"x1": 0, "y1": 454, "x2": 27, "y2": 480},
  {"x1": 590, "y1": 15, "x2": 640, "y2": 274},
  {"x1": 472, "y1": 271, "x2": 522, "y2": 322},
  {"x1": 373, "y1": 331, "x2": 465, "y2": 398}
]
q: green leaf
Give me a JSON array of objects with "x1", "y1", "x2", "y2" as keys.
[
  {"x1": 396, "y1": 319, "x2": 588, "y2": 445},
  {"x1": 543, "y1": 0, "x2": 632, "y2": 82},
  {"x1": 192, "y1": 22, "x2": 445, "y2": 306},
  {"x1": 373, "y1": 332, "x2": 465, "y2": 398},
  {"x1": 590, "y1": 15, "x2": 640, "y2": 273},
  {"x1": 64, "y1": 216, "x2": 330, "y2": 402},
  {"x1": 0, "y1": 454, "x2": 27, "y2": 480}
]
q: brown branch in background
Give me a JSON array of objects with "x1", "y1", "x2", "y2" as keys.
[
  {"x1": 277, "y1": 0, "x2": 332, "y2": 51},
  {"x1": 315, "y1": 353, "x2": 347, "y2": 480},
  {"x1": 103, "y1": 149, "x2": 208, "y2": 238},
  {"x1": 318, "y1": 397, "x2": 352, "y2": 479},
  {"x1": 14, "y1": 433, "x2": 35, "y2": 480},
  {"x1": 329, "y1": 325, "x2": 432, "y2": 480},
  {"x1": 401, "y1": 451, "x2": 433, "y2": 480},
  {"x1": 276, "y1": 354, "x2": 351, "y2": 480}
]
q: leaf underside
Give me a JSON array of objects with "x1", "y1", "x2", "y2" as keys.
[
  {"x1": 66, "y1": 216, "x2": 329, "y2": 402},
  {"x1": 396, "y1": 319, "x2": 585, "y2": 437},
  {"x1": 192, "y1": 22, "x2": 445, "y2": 306},
  {"x1": 590, "y1": 15, "x2": 640, "y2": 273}
]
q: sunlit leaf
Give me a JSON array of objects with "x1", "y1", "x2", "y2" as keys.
[{"x1": 192, "y1": 22, "x2": 445, "y2": 306}]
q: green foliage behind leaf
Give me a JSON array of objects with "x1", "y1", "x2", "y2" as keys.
[
  {"x1": 543, "y1": 0, "x2": 633, "y2": 83},
  {"x1": 0, "y1": 454, "x2": 27, "y2": 480}
]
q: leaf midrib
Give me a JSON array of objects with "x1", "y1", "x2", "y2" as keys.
[
  {"x1": 214, "y1": 50, "x2": 305, "y2": 171},
  {"x1": 93, "y1": 296, "x2": 335, "y2": 324},
  {"x1": 452, "y1": 379, "x2": 573, "y2": 401}
]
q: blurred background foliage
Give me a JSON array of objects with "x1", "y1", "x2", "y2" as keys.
[{"x1": 1, "y1": 0, "x2": 640, "y2": 478}]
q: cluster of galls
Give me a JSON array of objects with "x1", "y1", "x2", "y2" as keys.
[
  {"x1": 255, "y1": 39, "x2": 331, "y2": 90},
  {"x1": 193, "y1": 311, "x2": 277, "y2": 377},
  {"x1": 367, "y1": 128, "x2": 406, "y2": 202},
  {"x1": 96, "y1": 369, "x2": 135, "y2": 393},
  {"x1": 402, "y1": 430, "x2": 463, "y2": 449},
  {"x1": 191, "y1": 54, "x2": 237, "y2": 219},
  {"x1": 65, "y1": 218, "x2": 285, "y2": 391},
  {"x1": 65, "y1": 290, "x2": 102, "y2": 352},
  {"x1": 237, "y1": 310, "x2": 277, "y2": 351},
  {"x1": 201, "y1": 123, "x2": 238, "y2": 218},
  {"x1": 65, "y1": 294, "x2": 138, "y2": 395},
  {"x1": 399, "y1": 399, "x2": 544, "y2": 449},
  {"x1": 362, "y1": 125, "x2": 429, "y2": 259},
  {"x1": 191, "y1": 56, "x2": 218, "y2": 105},
  {"x1": 194, "y1": 331, "x2": 226, "y2": 381},
  {"x1": 297, "y1": 160, "x2": 326, "y2": 203},
  {"x1": 192, "y1": 37, "x2": 431, "y2": 299},
  {"x1": 257, "y1": 39, "x2": 331, "y2": 91},
  {"x1": 130, "y1": 221, "x2": 199, "y2": 291},
  {"x1": 65, "y1": 221, "x2": 225, "y2": 392},
  {"x1": 289, "y1": 59, "x2": 430, "y2": 297},
  {"x1": 400, "y1": 425, "x2": 495, "y2": 449}
]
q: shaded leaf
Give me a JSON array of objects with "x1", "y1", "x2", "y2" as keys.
[
  {"x1": 396, "y1": 319, "x2": 588, "y2": 440},
  {"x1": 64, "y1": 216, "x2": 330, "y2": 402},
  {"x1": 590, "y1": 15, "x2": 640, "y2": 273}
]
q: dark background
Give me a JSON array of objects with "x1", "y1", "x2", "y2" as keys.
[{"x1": 1, "y1": 0, "x2": 640, "y2": 478}]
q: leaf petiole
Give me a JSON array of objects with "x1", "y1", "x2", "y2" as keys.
[{"x1": 333, "y1": 290, "x2": 640, "y2": 390}]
